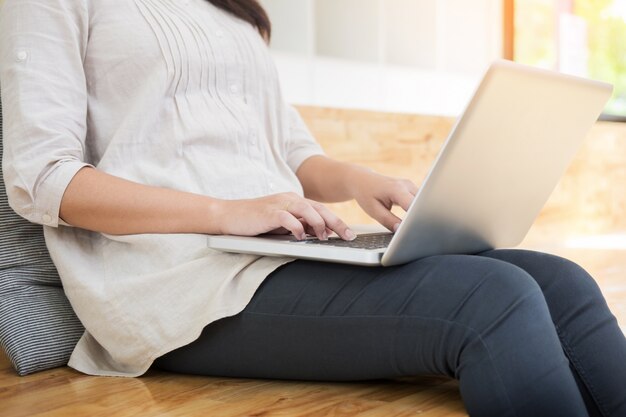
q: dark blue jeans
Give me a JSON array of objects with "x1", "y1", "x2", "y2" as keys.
[{"x1": 154, "y1": 250, "x2": 626, "y2": 417}]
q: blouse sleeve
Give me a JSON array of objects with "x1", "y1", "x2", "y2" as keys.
[
  {"x1": 284, "y1": 104, "x2": 326, "y2": 174},
  {"x1": 0, "y1": 0, "x2": 94, "y2": 228}
]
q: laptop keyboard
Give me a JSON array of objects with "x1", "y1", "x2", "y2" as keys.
[{"x1": 292, "y1": 232, "x2": 393, "y2": 250}]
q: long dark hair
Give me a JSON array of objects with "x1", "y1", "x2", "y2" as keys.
[{"x1": 207, "y1": 0, "x2": 272, "y2": 41}]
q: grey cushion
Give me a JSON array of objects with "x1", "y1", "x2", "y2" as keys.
[{"x1": 0, "y1": 89, "x2": 84, "y2": 375}]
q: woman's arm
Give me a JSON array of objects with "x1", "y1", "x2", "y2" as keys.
[
  {"x1": 60, "y1": 166, "x2": 355, "y2": 240},
  {"x1": 281, "y1": 105, "x2": 418, "y2": 232},
  {"x1": 0, "y1": 0, "x2": 93, "y2": 228},
  {"x1": 59, "y1": 167, "x2": 223, "y2": 235},
  {"x1": 295, "y1": 155, "x2": 374, "y2": 203},
  {"x1": 296, "y1": 155, "x2": 418, "y2": 232}
]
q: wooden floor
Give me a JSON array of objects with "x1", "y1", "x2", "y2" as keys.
[{"x1": 1, "y1": 242, "x2": 625, "y2": 417}]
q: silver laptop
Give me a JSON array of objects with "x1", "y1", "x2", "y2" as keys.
[{"x1": 207, "y1": 60, "x2": 613, "y2": 266}]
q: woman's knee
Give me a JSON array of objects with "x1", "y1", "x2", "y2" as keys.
[
  {"x1": 403, "y1": 256, "x2": 561, "y2": 383},
  {"x1": 481, "y1": 249, "x2": 604, "y2": 301},
  {"x1": 467, "y1": 258, "x2": 547, "y2": 323},
  {"x1": 405, "y1": 255, "x2": 549, "y2": 328}
]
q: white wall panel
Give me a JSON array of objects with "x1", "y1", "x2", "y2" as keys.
[
  {"x1": 436, "y1": 0, "x2": 503, "y2": 73},
  {"x1": 315, "y1": 0, "x2": 382, "y2": 63},
  {"x1": 260, "y1": 0, "x2": 314, "y2": 55},
  {"x1": 384, "y1": 0, "x2": 438, "y2": 69}
]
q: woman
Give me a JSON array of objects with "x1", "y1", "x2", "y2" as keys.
[{"x1": 0, "y1": 0, "x2": 624, "y2": 415}]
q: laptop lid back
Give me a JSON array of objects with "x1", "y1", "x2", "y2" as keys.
[{"x1": 382, "y1": 60, "x2": 613, "y2": 266}]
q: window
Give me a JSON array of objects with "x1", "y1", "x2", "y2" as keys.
[{"x1": 512, "y1": 0, "x2": 626, "y2": 120}]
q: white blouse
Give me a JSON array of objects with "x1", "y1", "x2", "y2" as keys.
[{"x1": 0, "y1": 0, "x2": 324, "y2": 376}]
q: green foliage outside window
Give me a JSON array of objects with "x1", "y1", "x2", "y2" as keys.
[{"x1": 515, "y1": 0, "x2": 626, "y2": 117}]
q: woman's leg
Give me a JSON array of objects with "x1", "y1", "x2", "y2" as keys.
[
  {"x1": 154, "y1": 255, "x2": 588, "y2": 417},
  {"x1": 480, "y1": 249, "x2": 626, "y2": 417}
]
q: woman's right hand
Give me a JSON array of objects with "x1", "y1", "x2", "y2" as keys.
[{"x1": 216, "y1": 192, "x2": 356, "y2": 241}]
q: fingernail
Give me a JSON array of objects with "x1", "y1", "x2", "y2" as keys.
[
  {"x1": 321, "y1": 231, "x2": 328, "y2": 241},
  {"x1": 299, "y1": 233, "x2": 307, "y2": 240},
  {"x1": 393, "y1": 223, "x2": 400, "y2": 232},
  {"x1": 345, "y1": 229, "x2": 356, "y2": 241}
]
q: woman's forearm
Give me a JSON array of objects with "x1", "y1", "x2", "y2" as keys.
[
  {"x1": 59, "y1": 167, "x2": 223, "y2": 235},
  {"x1": 295, "y1": 155, "x2": 373, "y2": 203}
]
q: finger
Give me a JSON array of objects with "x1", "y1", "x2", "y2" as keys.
[
  {"x1": 303, "y1": 223, "x2": 320, "y2": 238},
  {"x1": 318, "y1": 225, "x2": 335, "y2": 238},
  {"x1": 300, "y1": 223, "x2": 334, "y2": 240},
  {"x1": 392, "y1": 189, "x2": 415, "y2": 212},
  {"x1": 405, "y1": 180, "x2": 419, "y2": 195},
  {"x1": 311, "y1": 202, "x2": 356, "y2": 241},
  {"x1": 369, "y1": 200, "x2": 403, "y2": 232},
  {"x1": 276, "y1": 210, "x2": 306, "y2": 240},
  {"x1": 286, "y1": 200, "x2": 328, "y2": 240}
]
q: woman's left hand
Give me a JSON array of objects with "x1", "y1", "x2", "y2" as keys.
[{"x1": 350, "y1": 170, "x2": 419, "y2": 232}]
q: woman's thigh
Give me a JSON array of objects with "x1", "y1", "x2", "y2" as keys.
[
  {"x1": 155, "y1": 253, "x2": 589, "y2": 416},
  {"x1": 156, "y1": 254, "x2": 563, "y2": 379}
]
